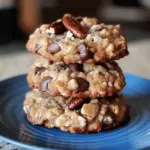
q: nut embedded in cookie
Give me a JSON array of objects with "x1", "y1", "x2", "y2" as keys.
[
  {"x1": 27, "y1": 56, "x2": 125, "y2": 98},
  {"x1": 23, "y1": 90, "x2": 130, "y2": 133},
  {"x1": 26, "y1": 14, "x2": 129, "y2": 63},
  {"x1": 62, "y1": 14, "x2": 87, "y2": 39}
]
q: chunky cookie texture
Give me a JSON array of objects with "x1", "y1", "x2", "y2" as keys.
[
  {"x1": 26, "y1": 14, "x2": 129, "y2": 63},
  {"x1": 27, "y1": 56, "x2": 125, "y2": 98},
  {"x1": 24, "y1": 90, "x2": 130, "y2": 133}
]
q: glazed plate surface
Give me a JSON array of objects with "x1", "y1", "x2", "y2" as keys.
[{"x1": 0, "y1": 74, "x2": 150, "y2": 150}]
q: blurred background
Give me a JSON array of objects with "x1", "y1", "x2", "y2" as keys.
[
  {"x1": 1, "y1": 0, "x2": 150, "y2": 42},
  {"x1": 0, "y1": 0, "x2": 150, "y2": 79}
]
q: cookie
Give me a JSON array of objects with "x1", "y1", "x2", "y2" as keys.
[
  {"x1": 26, "y1": 14, "x2": 129, "y2": 64},
  {"x1": 23, "y1": 90, "x2": 130, "y2": 133},
  {"x1": 27, "y1": 56, "x2": 125, "y2": 98}
]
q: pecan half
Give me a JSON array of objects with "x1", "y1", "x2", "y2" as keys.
[
  {"x1": 62, "y1": 15, "x2": 87, "y2": 39},
  {"x1": 66, "y1": 98, "x2": 88, "y2": 110}
]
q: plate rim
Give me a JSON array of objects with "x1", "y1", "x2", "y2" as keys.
[
  {"x1": 0, "y1": 73, "x2": 150, "y2": 150},
  {"x1": 0, "y1": 135, "x2": 55, "y2": 150}
]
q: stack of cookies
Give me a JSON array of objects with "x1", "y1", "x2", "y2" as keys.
[{"x1": 24, "y1": 14, "x2": 130, "y2": 133}]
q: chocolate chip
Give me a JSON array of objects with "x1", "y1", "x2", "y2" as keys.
[
  {"x1": 107, "y1": 87, "x2": 114, "y2": 96},
  {"x1": 95, "y1": 63, "x2": 109, "y2": 71},
  {"x1": 48, "y1": 42, "x2": 61, "y2": 54},
  {"x1": 78, "y1": 43, "x2": 93, "y2": 62},
  {"x1": 76, "y1": 77, "x2": 89, "y2": 92},
  {"x1": 67, "y1": 98, "x2": 87, "y2": 110},
  {"x1": 49, "y1": 21, "x2": 66, "y2": 34},
  {"x1": 62, "y1": 15, "x2": 86, "y2": 39},
  {"x1": 106, "y1": 95, "x2": 120, "y2": 105},
  {"x1": 40, "y1": 77, "x2": 52, "y2": 92},
  {"x1": 35, "y1": 44, "x2": 41, "y2": 51},
  {"x1": 68, "y1": 63, "x2": 83, "y2": 72},
  {"x1": 34, "y1": 67, "x2": 45, "y2": 75},
  {"x1": 102, "y1": 108, "x2": 116, "y2": 130},
  {"x1": 76, "y1": 16, "x2": 83, "y2": 22}
]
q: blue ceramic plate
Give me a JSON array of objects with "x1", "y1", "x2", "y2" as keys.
[{"x1": 0, "y1": 73, "x2": 150, "y2": 150}]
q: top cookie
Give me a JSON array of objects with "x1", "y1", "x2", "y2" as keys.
[{"x1": 27, "y1": 14, "x2": 129, "y2": 63}]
